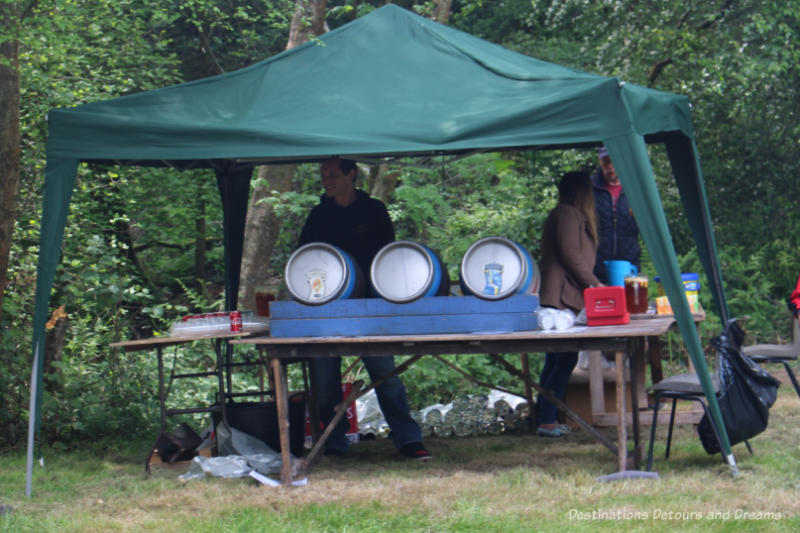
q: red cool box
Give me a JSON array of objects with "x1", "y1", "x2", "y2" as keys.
[{"x1": 584, "y1": 286, "x2": 630, "y2": 326}]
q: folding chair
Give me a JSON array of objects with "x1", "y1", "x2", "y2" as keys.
[
  {"x1": 645, "y1": 372, "x2": 752, "y2": 471},
  {"x1": 742, "y1": 314, "x2": 800, "y2": 400}
]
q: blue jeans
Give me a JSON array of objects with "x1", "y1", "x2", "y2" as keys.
[
  {"x1": 310, "y1": 355, "x2": 422, "y2": 453},
  {"x1": 537, "y1": 351, "x2": 578, "y2": 425}
]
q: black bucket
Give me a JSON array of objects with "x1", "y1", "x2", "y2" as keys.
[
  {"x1": 370, "y1": 240, "x2": 451, "y2": 303},
  {"x1": 212, "y1": 396, "x2": 306, "y2": 457}
]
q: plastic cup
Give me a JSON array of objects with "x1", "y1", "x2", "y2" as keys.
[
  {"x1": 624, "y1": 275, "x2": 649, "y2": 314},
  {"x1": 255, "y1": 291, "x2": 275, "y2": 317}
]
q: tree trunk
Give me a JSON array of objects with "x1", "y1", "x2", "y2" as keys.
[
  {"x1": 286, "y1": 0, "x2": 328, "y2": 50},
  {"x1": 433, "y1": 0, "x2": 453, "y2": 24},
  {"x1": 238, "y1": 165, "x2": 295, "y2": 310},
  {"x1": 45, "y1": 313, "x2": 68, "y2": 393},
  {"x1": 367, "y1": 164, "x2": 401, "y2": 205},
  {"x1": 0, "y1": 3, "x2": 21, "y2": 320},
  {"x1": 238, "y1": 0, "x2": 328, "y2": 309}
]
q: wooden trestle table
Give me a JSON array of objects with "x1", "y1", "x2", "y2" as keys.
[{"x1": 234, "y1": 316, "x2": 684, "y2": 485}]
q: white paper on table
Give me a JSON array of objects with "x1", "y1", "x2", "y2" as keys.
[{"x1": 538, "y1": 326, "x2": 588, "y2": 334}]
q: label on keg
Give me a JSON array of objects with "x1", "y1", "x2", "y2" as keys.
[
  {"x1": 483, "y1": 263, "x2": 504, "y2": 295},
  {"x1": 306, "y1": 269, "x2": 326, "y2": 300}
]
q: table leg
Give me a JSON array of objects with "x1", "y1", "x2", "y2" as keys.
[
  {"x1": 587, "y1": 351, "x2": 605, "y2": 423},
  {"x1": 157, "y1": 346, "x2": 167, "y2": 431},
  {"x1": 215, "y1": 340, "x2": 228, "y2": 426},
  {"x1": 614, "y1": 350, "x2": 628, "y2": 472},
  {"x1": 145, "y1": 346, "x2": 168, "y2": 473},
  {"x1": 303, "y1": 361, "x2": 322, "y2": 445},
  {"x1": 271, "y1": 357, "x2": 293, "y2": 485},
  {"x1": 259, "y1": 364, "x2": 266, "y2": 403},
  {"x1": 223, "y1": 340, "x2": 234, "y2": 397},
  {"x1": 629, "y1": 340, "x2": 642, "y2": 468},
  {"x1": 648, "y1": 335, "x2": 664, "y2": 385},
  {"x1": 520, "y1": 353, "x2": 534, "y2": 429}
]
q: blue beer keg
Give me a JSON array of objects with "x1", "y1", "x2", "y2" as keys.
[
  {"x1": 284, "y1": 242, "x2": 364, "y2": 305},
  {"x1": 370, "y1": 241, "x2": 451, "y2": 303},
  {"x1": 459, "y1": 236, "x2": 540, "y2": 300}
]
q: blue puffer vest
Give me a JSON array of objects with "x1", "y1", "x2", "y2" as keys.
[{"x1": 591, "y1": 168, "x2": 641, "y2": 283}]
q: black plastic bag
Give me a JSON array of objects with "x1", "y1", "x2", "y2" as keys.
[{"x1": 697, "y1": 319, "x2": 780, "y2": 454}]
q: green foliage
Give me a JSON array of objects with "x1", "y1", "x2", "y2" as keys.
[
  {"x1": 696, "y1": 246, "x2": 794, "y2": 343},
  {"x1": 163, "y1": 0, "x2": 294, "y2": 79},
  {"x1": 0, "y1": 291, "x2": 34, "y2": 446},
  {"x1": 388, "y1": 150, "x2": 592, "y2": 279},
  {"x1": 43, "y1": 314, "x2": 158, "y2": 444}
]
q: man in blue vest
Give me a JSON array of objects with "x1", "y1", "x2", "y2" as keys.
[{"x1": 591, "y1": 146, "x2": 641, "y2": 283}]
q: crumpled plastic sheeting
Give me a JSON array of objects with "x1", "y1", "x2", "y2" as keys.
[
  {"x1": 486, "y1": 389, "x2": 527, "y2": 410},
  {"x1": 356, "y1": 389, "x2": 390, "y2": 438},
  {"x1": 356, "y1": 389, "x2": 382, "y2": 427},
  {"x1": 179, "y1": 455, "x2": 252, "y2": 480},
  {"x1": 178, "y1": 424, "x2": 291, "y2": 481}
]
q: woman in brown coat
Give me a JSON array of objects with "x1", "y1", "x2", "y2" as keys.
[{"x1": 537, "y1": 171, "x2": 603, "y2": 437}]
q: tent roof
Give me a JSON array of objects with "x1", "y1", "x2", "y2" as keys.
[{"x1": 46, "y1": 4, "x2": 693, "y2": 165}]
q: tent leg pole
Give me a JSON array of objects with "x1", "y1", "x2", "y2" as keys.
[
  {"x1": 26, "y1": 345, "x2": 40, "y2": 497},
  {"x1": 726, "y1": 454, "x2": 739, "y2": 477}
]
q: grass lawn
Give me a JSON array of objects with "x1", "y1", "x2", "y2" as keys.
[{"x1": 1, "y1": 370, "x2": 799, "y2": 532}]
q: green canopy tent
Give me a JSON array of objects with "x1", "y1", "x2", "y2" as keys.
[{"x1": 29, "y1": 4, "x2": 735, "y2": 494}]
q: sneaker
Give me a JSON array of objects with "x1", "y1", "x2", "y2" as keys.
[
  {"x1": 537, "y1": 425, "x2": 569, "y2": 438},
  {"x1": 399, "y1": 442, "x2": 432, "y2": 461}
]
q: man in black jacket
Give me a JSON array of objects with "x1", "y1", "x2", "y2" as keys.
[
  {"x1": 298, "y1": 158, "x2": 430, "y2": 461},
  {"x1": 591, "y1": 146, "x2": 641, "y2": 283}
]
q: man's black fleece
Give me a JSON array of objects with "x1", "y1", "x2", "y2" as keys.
[{"x1": 298, "y1": 189, "x2": 395, "y2": 280}]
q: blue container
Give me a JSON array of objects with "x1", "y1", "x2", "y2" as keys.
[
  {"x1": 682, "y1": 272, "x2": 701, "y2": 294},
  {"x1": 459, "y1": 237, "x2": 540, "y2": 300},
  {"x1": 285, "y1": 242, "x2": 364, "y2": 305},
  {"x1": 370, "y1": 241, "x2": 450, "y2": 303},
  {"x1": 654, "y1": 272, "x2": 700, "y2": 296},
  {"x1": 604, "y1": 260, "x2": 638, "y2": 287}
]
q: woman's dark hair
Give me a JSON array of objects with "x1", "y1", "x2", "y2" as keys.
[{"x1": 558, "y1": 171, "x2": 597, "y2": 243}]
